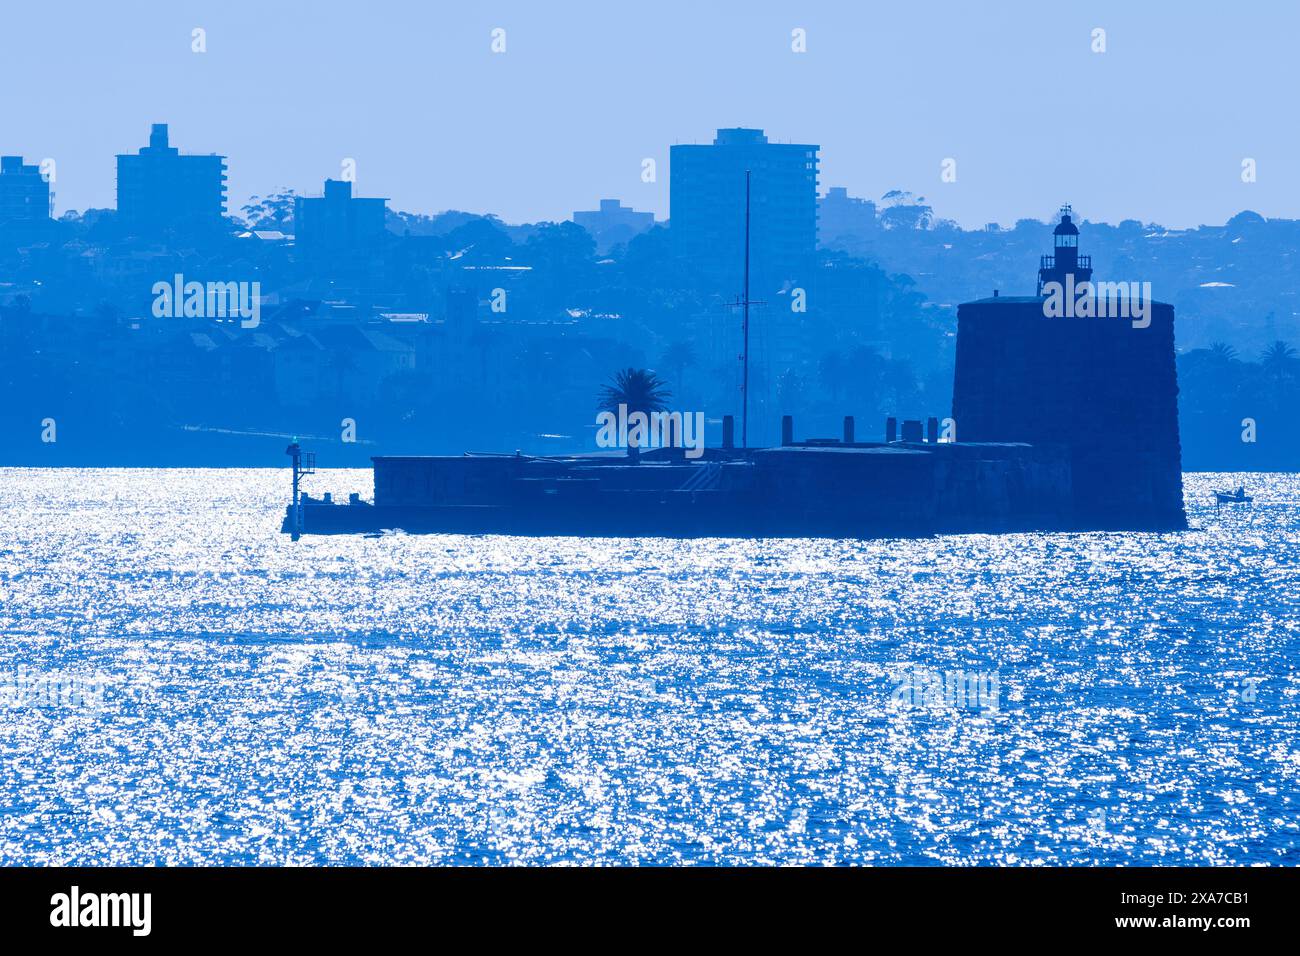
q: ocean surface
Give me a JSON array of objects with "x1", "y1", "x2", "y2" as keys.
[{"x1": 0, "y1": 468, "x2": 1296, "y2": 866}]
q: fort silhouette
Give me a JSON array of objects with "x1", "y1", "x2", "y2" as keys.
[{"x1": 284, "y1": 210, "x2": 1187, "y2": 538}]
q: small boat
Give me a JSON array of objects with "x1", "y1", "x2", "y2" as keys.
[{"x1": 1213, "y1": 486, "x2": 1252, "y2": 508}]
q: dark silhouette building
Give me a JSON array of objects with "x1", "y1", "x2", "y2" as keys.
[
  {"x1": 294, "y1": 179, "x2": 388, "y2": 256},
  {"x1": 818, "y1": 186, "x2": 877, "y2": 247},
  {"x1": 954, "y1": 210, "x2": 1185, "y2": 528},
  {"x1": 0, "y1": 156, "x2": 50, "y2": 225},
  {"x1": 573, "y1": 198, "x2": 654, "y2": 253},
  {"x1": 670, "y1": 128, "x2": 818, "y2": 294},
  {"x1": 115, "y1": 124, "x2": 228, "y2": 235}
]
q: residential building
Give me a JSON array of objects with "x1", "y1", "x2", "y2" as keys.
[
  {"x1": 573, "y1": 198, "x2": 654, "y2": 253},
  {"x1": 670, "y1": 128, "x2": 819, "y2": 294},
  {"x1": 0, "y1": 156, "x2": 51, "y2": 226},
  {"x1": 116, "y1": 124, "x2": 228, "y2": 235},
  {"x1": 818, "y1": 186, "x2": 878, "y2": 247},
  {"x1": 293, "y1": 179, "x2": 388, "y2": 257}
]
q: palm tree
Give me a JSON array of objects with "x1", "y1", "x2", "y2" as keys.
[
  {"x1": 1208, "y1": 341, "x2": 1238, "y2": 362},
  {"x1": 1263, "y1": 340, "x2": 1294, "y2": 361},
  {"x1": 1260, "y1": 340, "x2": 1297, "y2": 374},
  {"x1": 597, "y1": 368, "x2": 671, "y2": 457}
]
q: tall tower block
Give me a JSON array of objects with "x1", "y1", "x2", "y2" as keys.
[{"x1": 953, "y1": 209, "x2": 1185, "y2": 529}]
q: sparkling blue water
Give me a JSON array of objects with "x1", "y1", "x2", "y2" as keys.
[{"x1": 0, "y1": 469, "x2": 1296, "y2": 865}]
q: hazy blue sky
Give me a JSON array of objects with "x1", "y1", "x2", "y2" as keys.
[{"x1": 2, "y1": 1, "x2": 1296, "y2": 229}]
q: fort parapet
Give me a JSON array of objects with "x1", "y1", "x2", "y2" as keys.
[{"x1": 283, "y1": 434, "x2": 1074, "y2": 539}]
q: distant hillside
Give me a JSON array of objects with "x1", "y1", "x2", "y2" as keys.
[{"x1": 822, "y1": 197, "x2": 1300, "y2": 358}]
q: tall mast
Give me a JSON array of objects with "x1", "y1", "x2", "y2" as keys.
[
  {"x1": 729, "y1": 170, "x2": 762, "y2": 448},
  {"x1": 742, "y1": 169, "x2": 750, "y2": 449}
]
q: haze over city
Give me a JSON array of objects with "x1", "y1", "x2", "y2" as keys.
[{"x1": 2, "y1": 0, "x2": 1296, "y2": 229}]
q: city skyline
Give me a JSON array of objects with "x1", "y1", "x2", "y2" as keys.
[
  {"x1": 4, "y1": 114, "x2": 1294, "y2": 235},
  {"x1": 1, "y1": 2, "x2": 1297, "y2": 229}
]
